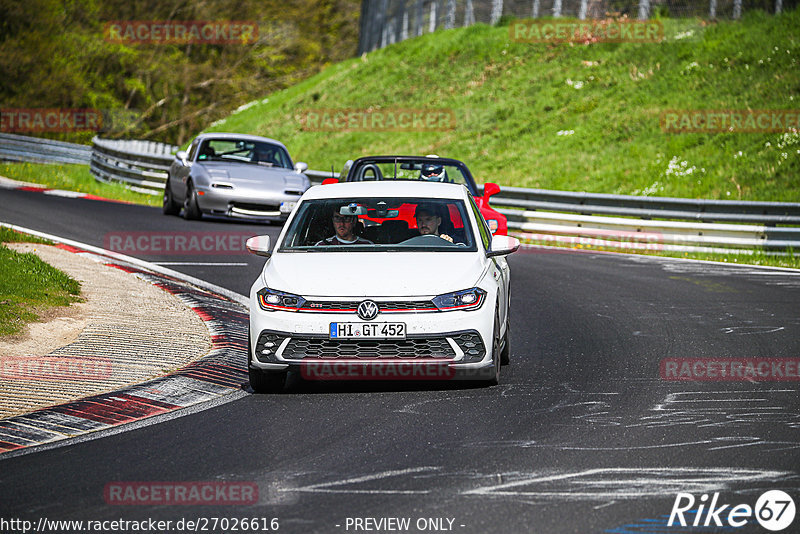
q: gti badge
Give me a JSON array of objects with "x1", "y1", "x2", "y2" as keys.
[{"x1": 357, "y1": 300, "x2": 379, "y2": 321}]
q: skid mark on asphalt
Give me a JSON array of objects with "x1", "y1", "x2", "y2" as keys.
[
  {"x1": 462, "y1": 467, "x2": 794, "y2": 500},
  {"x1": 633, "y1": 390, "x2": 800, "y2": 430},
  {"x1": 284, "y1": 466, "x2": 441, "y2": 495},
  {"x1": 668, "y1": 276, "x2": 739, "y2": 293},
  {"x1": 720, "y1": 325, "x2": 785, "y2": 335},
  {"x1": 438, "y1": 436, "x2": 800, "y2": 453},
  {"x1": 277, "y1": 467, "x2": 796, "y2": 503},
  {"x1": 633, "y1": 257, "x2": 800, "y2": 288},
  {"x1": 422, "y1": 387, "x2": 800, "y2": 452},
  {"x1": 394, "y1": 384, "x2": 620, "y2": 420}
]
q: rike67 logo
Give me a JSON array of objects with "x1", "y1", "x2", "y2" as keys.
[{"x1": 669, "y1": 490, "x2": 795, "y2": 531}]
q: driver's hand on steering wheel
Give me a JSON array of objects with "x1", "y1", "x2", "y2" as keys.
[{"x1": 439, "y1": 234, "x2": 453, "y2": 243}]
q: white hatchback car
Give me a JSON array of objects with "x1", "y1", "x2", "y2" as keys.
[{"x1": 246, "y1": 181, "x2": 519, "y2": 392}]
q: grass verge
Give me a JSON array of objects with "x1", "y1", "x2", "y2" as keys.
[
  {"x1": 0, "y1": 227, "x2": 83, "y2": 337},
  {"x1": 0, "y1": 162, "x2": 160, "y2": 207}
]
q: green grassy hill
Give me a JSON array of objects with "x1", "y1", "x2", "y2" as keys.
[{"x1": 207, "y1": 10, "x2": 800, "y2": 201}]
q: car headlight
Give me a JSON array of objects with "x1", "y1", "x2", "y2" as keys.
[
  {"x1": 257, "y1": 287, "x2": 305, "y2": 311},
  {"x1": 486, "y1": 219, "x2": 499, "y2": 234},
  {"x1": 432, "y1": 288, "x2": 486, "y2": 311}
]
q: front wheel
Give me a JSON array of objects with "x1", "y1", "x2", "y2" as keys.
[
  {"x1": 486, "y1": 310, "x2": 501, "y2": 386},
  {"x1": 162, "y1": 178, "x2": 180, "y2": 215},
  {"x1": 500, "y1": 315, "x2": 510, "y2": 366},
  {"x1": 249, "y1": 366, "x2": 287, "y2": 393},
  {"x1": 183, "y1": 182, "x2": 202, "y2": 220}
]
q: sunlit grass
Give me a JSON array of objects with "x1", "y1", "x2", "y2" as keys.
[
  {"x1": 208, "y1": 9, "x2": 800, "y2": 202},
  {"x1": 0, "y1": 162, "x2": 160, "y2": 206},
  {"x1": 0, "y1": 228, "x2": 82, "y2": 337}
]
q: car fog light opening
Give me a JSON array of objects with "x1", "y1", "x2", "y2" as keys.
[
  {"x1": 453, "y1": 331, "x2": 487, "y2": 363},
  {"x1": 432, "y1": 288, "x2": 486, "y2": 311},
  {"x1": 257, "y1": 288, "x2": 306, "y2": 312},
  {"x1": 255, "y1": 332, "x2": 290, "y2": 362}
]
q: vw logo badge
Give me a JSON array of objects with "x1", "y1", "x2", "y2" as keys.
[{"x1": 357, "y1": 300, "x2": 379, "y2": 321}]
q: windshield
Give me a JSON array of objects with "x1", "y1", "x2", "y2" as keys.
[
  {"x1": 349, "y1": 159, "x2": 471, "y2": 189},
  {"x1": 196, "y1": 139, "x2": 293, "y2": 169},
  {"x1": 280, "y1": 197, "x2": 477, "y2": 252}
]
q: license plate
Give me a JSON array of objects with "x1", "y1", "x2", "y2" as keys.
[
  {"x1": 280, "y1": 201, "x2": 297, "y2": 214},
  {"x1": 330, "y1": 322, "x2": 406, "y2": 339}
]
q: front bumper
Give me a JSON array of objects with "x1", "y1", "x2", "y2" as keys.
[
  {"x1": 197, "y1": 187, "x2": 300, "y2": 220},
  {"x1": 249, "y1": 354, "x2": 497, "y2": 382},
  {"x1": 249, "y1": 305, "x2": 497, "y2": 381}
]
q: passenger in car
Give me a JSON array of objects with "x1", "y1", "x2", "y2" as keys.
[{"x1": 315, "y1": 209, "x2": 373, "y2": 246}]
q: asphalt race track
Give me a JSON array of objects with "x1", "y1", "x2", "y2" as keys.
[{"x1": 1, "y1": 187, "x2": 799, "y2": 533}]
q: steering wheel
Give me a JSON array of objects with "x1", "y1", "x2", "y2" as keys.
[{"x1": 399, "y1": 234, "x2": 456, "y2": 246}]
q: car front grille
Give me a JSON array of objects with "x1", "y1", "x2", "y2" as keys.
[
  {"x1": 299, "y1": 300, "x2": 437, "y2": 313},
  {"x1": 282, "y1": 336, "x2": 456, "y2": 360},
  {"x1": 255, "y1": 330, "x2": 486, "y2": 362}
]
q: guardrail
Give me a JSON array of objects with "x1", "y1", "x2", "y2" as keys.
[
  {"x1": 90, "y1": 137, "x2": 178, "y2": 194},
  {"x1": 0, "y1": 133, "x2": 91, "y2": 165},
  {"x1": 480, "y1": 186, "x2": 800, "y2": 252},
  {"x1": 484, "y1": 185, "x2": 800, "y2": 225},
  {"x1": 2, "y1": 133, "x2": 798, "y2": 252}
]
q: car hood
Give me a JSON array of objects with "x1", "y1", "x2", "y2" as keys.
[
  {"x1": 200, "y1": 162, "x2": 307, "y2": 189},
  {"x1": 262, "y1": 252, "x2": 486, "y2": 298}
]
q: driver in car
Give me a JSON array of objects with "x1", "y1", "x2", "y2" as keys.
[
  {"x1": 253, "y1": 146, "x2": 277, "y2": 166},
  {"x1": 415, "y1": 204, "x2": 454, "y2": 243},
  {"x1": 420, "y1": 163, "x2": 447, "y2": 182},
  {"x1": 316, "y1": 207, "x2": 373, "y2": 246}
]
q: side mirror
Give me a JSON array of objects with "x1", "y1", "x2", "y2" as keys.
[
  {"x1": 483, "y1": 182, "x2": 501, "y2": 201},
  {"x1": 294, "y1": 161, "x2": 308, "y2": 173},
  {"x1": 246, "y1": 235, "x2": 272, "y2": 258},
  {"x1": 487, "y1": 234, "x2": 519, "y2": 257},
  {"x1": 176, "y1": 150, "x2": 189, "y2": 166}
]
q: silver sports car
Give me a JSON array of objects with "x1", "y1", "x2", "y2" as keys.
[{"x1": 163, "y1": 133, "x2": 311, "y2": 222}]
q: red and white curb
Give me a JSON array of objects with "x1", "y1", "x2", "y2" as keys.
[
  {"x1": 0, "y1": 225, "x2": 250, "y2": 456},
  {"x1": 0, "y1": 175, "x2": 136, "y2": 204}
]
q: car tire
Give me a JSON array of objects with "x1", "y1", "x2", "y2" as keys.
[
  {"x1": 249, "y1": 367, "x2": 287, "y2": 394},
  {"x1": 183, "y1": 182, "x2": 202, "y2": 220},
  {"x1": 487, "y1": 309, "x2": 502, "y2": 386},
  {"x1": 162, "y1": 177, "x2": 180, "y2": 215},
  {"x1": 500, "y1": 315, "x2": 510, "y2": 366},
  {"x1": 247, "y1": 329, "x2": 287, "y2": 393}
]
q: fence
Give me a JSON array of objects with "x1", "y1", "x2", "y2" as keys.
[
  {"x1": 1, "y1": 133, "x2": 798, "y2": 252},
  {"x1": 358, "y1": 0, "x2": 797, "y2": 53}
]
